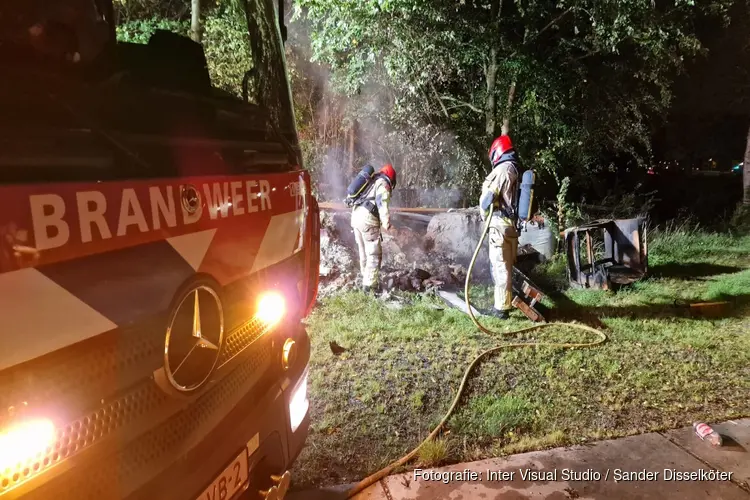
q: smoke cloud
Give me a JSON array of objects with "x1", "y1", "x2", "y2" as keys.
[
  {"x1": 317, "y1": 146, "x2": 348, "y2": 201},
  {"x1": 288, "y1": 10, "x2": 482, "y2": 208}
]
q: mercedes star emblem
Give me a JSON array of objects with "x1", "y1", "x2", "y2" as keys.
[
  {"x1": 181, "y1": 184, "x2": 201, "y2": 215},
  {"x1": 164, "y1": 284, "x2": 224, "y2": 393}
]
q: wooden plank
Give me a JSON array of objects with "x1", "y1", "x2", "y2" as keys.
[
  {"x1": 318, "y1": 201, "x2": 454, "y2": 214},
  {"x1": 512, "y1": 296, "x2": 543, "y2": 322},
  {"x1": 437, "y1": 290, "x2": 485, "y2": 317},
  {"x1": 585, "y1": 231, "x2": 594, "y2": 265}
]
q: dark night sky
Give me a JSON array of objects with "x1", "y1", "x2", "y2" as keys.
[{"x1": 655, "y1": 1, "x2": 750, "y2": 168}]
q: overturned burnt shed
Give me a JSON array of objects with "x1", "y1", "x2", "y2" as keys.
[{"x1": 564, "y1": 218, "x2": 648, "y2": 290}]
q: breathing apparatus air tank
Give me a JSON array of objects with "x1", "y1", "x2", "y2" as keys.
[
  {"x1": 517, "y1": 169, "x2": 536, "y2": 224},
  {"x1": 345, "y1": 164, "x2": 375, "y2": 207}
]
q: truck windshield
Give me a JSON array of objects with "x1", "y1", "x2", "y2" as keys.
[
  {"x1": 0, "y1": 0, "x2": 296, "y2": 135},
  {"x1": 0, "y1": 0, "x2": 299, "y2": 183}
]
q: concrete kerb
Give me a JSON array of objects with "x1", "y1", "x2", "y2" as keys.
[{"x1": 289, "y1": 419, "x2": 750, "y2": 500}]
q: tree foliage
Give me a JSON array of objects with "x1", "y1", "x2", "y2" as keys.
[
  {"x1": 295, "y1": 0, "x2": 732, "y2": 198},
  {"x1": 111, "y1": 0, "x2": 735, "y2": 204}
]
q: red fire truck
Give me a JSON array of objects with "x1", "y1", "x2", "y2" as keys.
[{"x1": 0, "y1": 0, "x2": 319, "y2": 499}]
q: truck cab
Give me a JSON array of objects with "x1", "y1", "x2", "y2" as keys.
[{"x1": 0, "y1": 0, "x2": 319, "y2": 498}]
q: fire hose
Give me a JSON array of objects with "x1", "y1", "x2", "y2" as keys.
[{"x1": 344, "y1": 204, "x2": 607, "y2": 498}]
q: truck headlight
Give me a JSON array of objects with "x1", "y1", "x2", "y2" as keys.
[
  {"x1": 289, "y1": 369, "x2": 309, "y2": 433},
  {"x1": 256, "y1": 291, "x2": 286, "y2": 326},
  {"x1": 0, "y1": 419, "x2": 56, "y2": 471}
]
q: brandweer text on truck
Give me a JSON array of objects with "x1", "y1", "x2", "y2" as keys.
[{"x1": 0, "y1": 0, "x2": 319, "y2": 499}]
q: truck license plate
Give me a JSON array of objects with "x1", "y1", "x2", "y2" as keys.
[{"x1": 197, "y1": 449, "x2": 249, "y2": 500}]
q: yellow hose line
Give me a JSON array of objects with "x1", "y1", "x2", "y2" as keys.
[{"x1": 345, "y1": 206, "x2": 607, "y2": 498}]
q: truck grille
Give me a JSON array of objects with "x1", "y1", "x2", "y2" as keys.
[
  {"x1": 3, "y1": 339, "x2": 272, "y2": 499},
  {"x1": 0, "y1": 319, "x2": 164, "y2": 431},
  {"x1": 0, "y1": 298, "x2": 276, "y2": 499}
]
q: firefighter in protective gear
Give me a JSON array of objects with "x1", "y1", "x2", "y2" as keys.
[
  {"x1": 351, "y1": 163, "x2": 396, "y2": 294},
  {"x1": 479, "y1": 135, "x2": 520, "y2": 319}
]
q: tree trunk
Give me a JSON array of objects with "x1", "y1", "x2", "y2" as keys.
[
  {"x1": 485, "y1": 47, "x2": 498, "y2": 138},
  {"x1": 322, "y1": 103, "x2": 328, "y2": 143},
  {"x1": 190, "y1": 0, "x2": 201, "y2": 43},
  {"x1": 500, "y1": 81, "x2": 516, "y2": 135},
  {"x1": 484, "y1": 0, "x2": 502, "y2": 139},
  {"x1": 744, "y1": 123, "x2": 750, "y2": 205}
]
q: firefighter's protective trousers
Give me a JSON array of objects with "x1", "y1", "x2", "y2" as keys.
[
  {"x1": 481, "y1": 158, "x2": 519, "y2": 311},
  {"x1": 488, "y1": 216, "x2": 518, "y2": 311},
  {"x1": 351, "y1": 178, "x2": 392, "y2": 289}
]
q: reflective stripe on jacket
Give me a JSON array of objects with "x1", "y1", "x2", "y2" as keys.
[{"x1": 481, "y1": 159, "x2": 518, "y2": 220}]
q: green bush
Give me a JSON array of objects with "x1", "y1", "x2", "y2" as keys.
[{"x1": 730, "y1": 204, "x2": 750, "y2": 234}]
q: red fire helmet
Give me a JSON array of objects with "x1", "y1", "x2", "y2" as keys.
[
  {"x1": 489, "y1": 135, "x2": 513, "y2": 166},
  {"x1": 380, "y1": 163, "x2": 396, "y2": 188}
]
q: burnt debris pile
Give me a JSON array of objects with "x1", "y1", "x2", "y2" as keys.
[{"x1": 318, "y1": 208, "x2": 554, "y2": 297}]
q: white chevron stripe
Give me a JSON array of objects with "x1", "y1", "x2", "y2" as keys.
[
  {"x1": 166, "y1": 228, "x2": 217, "y2": 271},
  {"x1": 251, "y1": 210, "x2": 304, "y2": 273},
  {"x1": 0, "y1": 268, "x2": 118, "y2": 371}
]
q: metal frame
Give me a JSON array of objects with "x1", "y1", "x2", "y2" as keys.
[{"x1": 563, "y1": 218, "x2": 648, "y2": 290}]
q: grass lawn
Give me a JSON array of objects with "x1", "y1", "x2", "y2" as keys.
[{"x1": 291, "y1": 226, "x2": 750, "y2": 489}]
